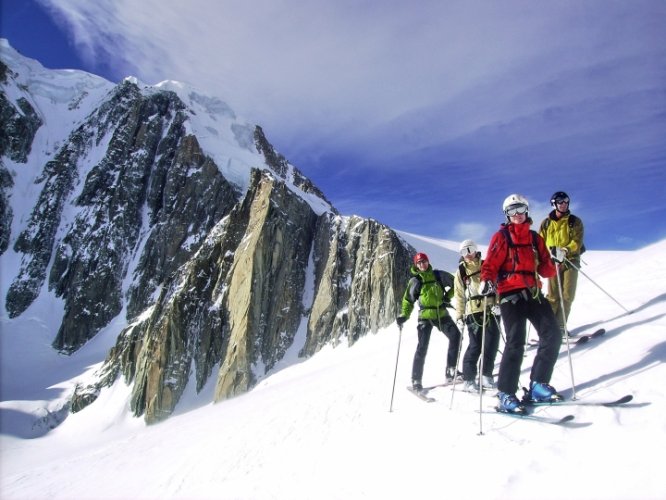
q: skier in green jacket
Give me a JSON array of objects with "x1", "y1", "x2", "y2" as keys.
[{"x1": 396, "y1": 252, "x2": 462, "y2": 392}]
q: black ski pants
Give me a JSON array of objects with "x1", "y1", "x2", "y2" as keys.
[
  {"x1": 411, "y1": 316, "x2": 461, "y2": 383},
  {"x1": 497, "y1": 289, "x2": 562, "y2": 395},
  {"x1": 462, "y1": 311, "x2": 500, "y2": 381}
]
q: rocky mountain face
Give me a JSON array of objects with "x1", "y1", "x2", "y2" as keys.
[{"x1": 1, "y1": 43, "x2": 414, "y2": 423}]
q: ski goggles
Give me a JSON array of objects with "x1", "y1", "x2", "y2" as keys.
[
  {"x1": 554, "y1": 197, "x2": 570, "y2": 205},
  {"x1": 504, "y1": 204, "x2": 528, "y2": 217}
]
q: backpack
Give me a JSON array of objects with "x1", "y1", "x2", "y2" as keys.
[
  {"x1": 458, "y1": 254, "x2": 481, "y2": 291},
  {"x1": 542, "y1": 214, "x2": 586, "y2": 254},
  {"x1": 412, "y1": 269, "x2": 455, "y2": 310},
  {"x1": 497, "y1": 227, "x2": 539, "y2": 283}
]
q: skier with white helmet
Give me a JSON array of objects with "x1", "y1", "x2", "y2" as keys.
[
  {"x1": 477, "y1": 194, "x2": 563, "y2": 414},
  {"x1": 453, "y1": 239, "x2": 500, "y2": 392}
]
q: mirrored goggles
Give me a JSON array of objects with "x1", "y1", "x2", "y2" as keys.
[
  {"x1": 505, "y1": 204, "x2": 528, "y2": 217},
  {"x1": 554, "y1": 197, "x2": 570, "y2": 205}
]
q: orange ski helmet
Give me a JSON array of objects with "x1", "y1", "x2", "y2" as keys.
[{"x1": 413, "y1": 252, "x2": 429, "y2": 265}]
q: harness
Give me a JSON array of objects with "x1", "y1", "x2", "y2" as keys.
[
  {"x1": 458, "y1": 259, "x2": 481, "y2": 291},
  {"x1": 497, "y1": 227, "x2": 538, "y2": 283},
  {"x1": 458, "y1": 255, "x2": 493, "y2": 327},
  {"x1": 458, "y1": 257, "x2": 484, "y2": 303},
  {"x1": 414, "y1": 275, "x2": 450, "y2": 310},
  {"x1": 418, "y1": 277, "x2": 442, "y2": 310}
]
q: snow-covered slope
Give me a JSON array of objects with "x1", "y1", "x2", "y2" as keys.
[{"x1": 2, "y1": 237, "x2": 665, "y2": 500}]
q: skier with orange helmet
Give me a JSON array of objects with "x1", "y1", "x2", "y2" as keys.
[{"x1": 396, "y1": 252, "x2": 462, "y2": 393}]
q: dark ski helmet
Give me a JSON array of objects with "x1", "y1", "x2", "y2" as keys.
[
  {"x1": 413, "y1": 252, "x2": 429, "y2": 265},
  {"x1": 550, "y1": 191, "x2": 570, "y2": 207}
]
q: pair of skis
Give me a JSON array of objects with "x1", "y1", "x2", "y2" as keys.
[
  {"x1": 407, "y1": 383, "x2": 635, "y2": 427},
  {"x1": 406, "y1": 386, "x2": 436, "y2": 403},
  {"x1": 573, "y1": 327, "x2": 606, "y2": 345},
  {"x1": 527, "y1": 327, "x2": 606, "y2": 348},
  {"x1": 405, "y1": 379, "x2": 461, "y2": 403},
  {"x1": 491, "y1": 394, "x2": 634, "y2": 426},
  {"x1": 406, "y1": 325, "x2": 628, "y2": 426}
]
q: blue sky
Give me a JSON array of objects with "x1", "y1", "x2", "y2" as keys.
[{"x1": 2, "y1": 0, "x2": 665, "y2": 250}]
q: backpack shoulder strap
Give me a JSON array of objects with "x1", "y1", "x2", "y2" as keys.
[
  {"x1": 500, "y1": 227, "x2": 535, "y2": 248},
  {"x1": 458, "y1": 262, "x2": 468, "y2": 287},
  {"x1": 498, "y1": 228, "x2": 538, "y2": 282},
  {"x1": 458, "y1": 257, "x2": 482, "y2": 290},
  {"x1": 566, "y1": 214, "x2": 586, "y2": 253},
  {"x1": 500, "y1": 226, "x2": 512, "y2": 246},
  {"x1": 568, "y1": 214, "x2": 579, "y2": 228}
]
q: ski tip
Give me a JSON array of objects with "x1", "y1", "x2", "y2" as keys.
[
  {"x1": 406, "y1": 386, "x2": 436, "y2": 402},
  {"x1": 611, "y1": 394, "x2": 634, "y2": 405}
]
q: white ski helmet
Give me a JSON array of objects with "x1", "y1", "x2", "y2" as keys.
[
  {"x1": 502, "y1": 193, "x2": 529, "y2": 215},
  {"x1": 459, "y1": 239, "x2": 478, "y2": 257}
]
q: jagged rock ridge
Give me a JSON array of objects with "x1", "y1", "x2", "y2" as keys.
[{"x1": 0, "y1": 41, "x2": 414, "y2": 423}]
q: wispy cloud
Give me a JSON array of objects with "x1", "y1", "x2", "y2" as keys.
[{"x1": 37, "y1": 0, "x2": 666, "y2": 249}]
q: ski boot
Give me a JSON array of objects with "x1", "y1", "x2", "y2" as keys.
[
  {"x1": 481, "y1": 375, "x2": 495, "y2": 390},
  {"x1": 445, "y1": 367, "x2": 463, "y2": 384},
  {"x1": 411, "y1": 380, "x2": 424, "y2": 392},
  {"x1": 523, "y1": 381, "x2": 564, "y2": 403},
  {"x1": 462, "y1": 380, "x2": 479, "y2": 393},
  {"x1": 496, "y1": 392, "x2": 527, "y2": 414}
]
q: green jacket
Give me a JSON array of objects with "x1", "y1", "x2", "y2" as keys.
[{"x1": 401, "y1": 264, "x2": 455, "y2": 321}]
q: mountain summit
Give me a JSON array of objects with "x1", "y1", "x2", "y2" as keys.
[{"x1": 0, "y1": 39, "x2": 413, "y2": 424}]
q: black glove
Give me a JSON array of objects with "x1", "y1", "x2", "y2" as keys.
[
  {"x1": 396, "y1": 316, "x2": 407, "y2": 327},
  {"x1": 478, "y1": 280, "x2": 495, "y2": 296}
]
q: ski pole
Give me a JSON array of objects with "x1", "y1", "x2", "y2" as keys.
[
  {"x1": 565, "y1": 257, "x2": 632, "y2": 314},
  {"x1": 389, "y1": 323, "x2": 403, "y2": 412},
  {"x1": 555, "y1": 262, "x2": 577, "y2": 400},
  {"x1": 478, "y1": 295, "x2": 488, "y2": 436},
  {"x1": 492, "y1": 312, "x2": 505, "y2": 356}
]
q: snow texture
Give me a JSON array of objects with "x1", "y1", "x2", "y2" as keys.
[{"x1": 1, "y1": 233, "x2": 665, "y2": 500}]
